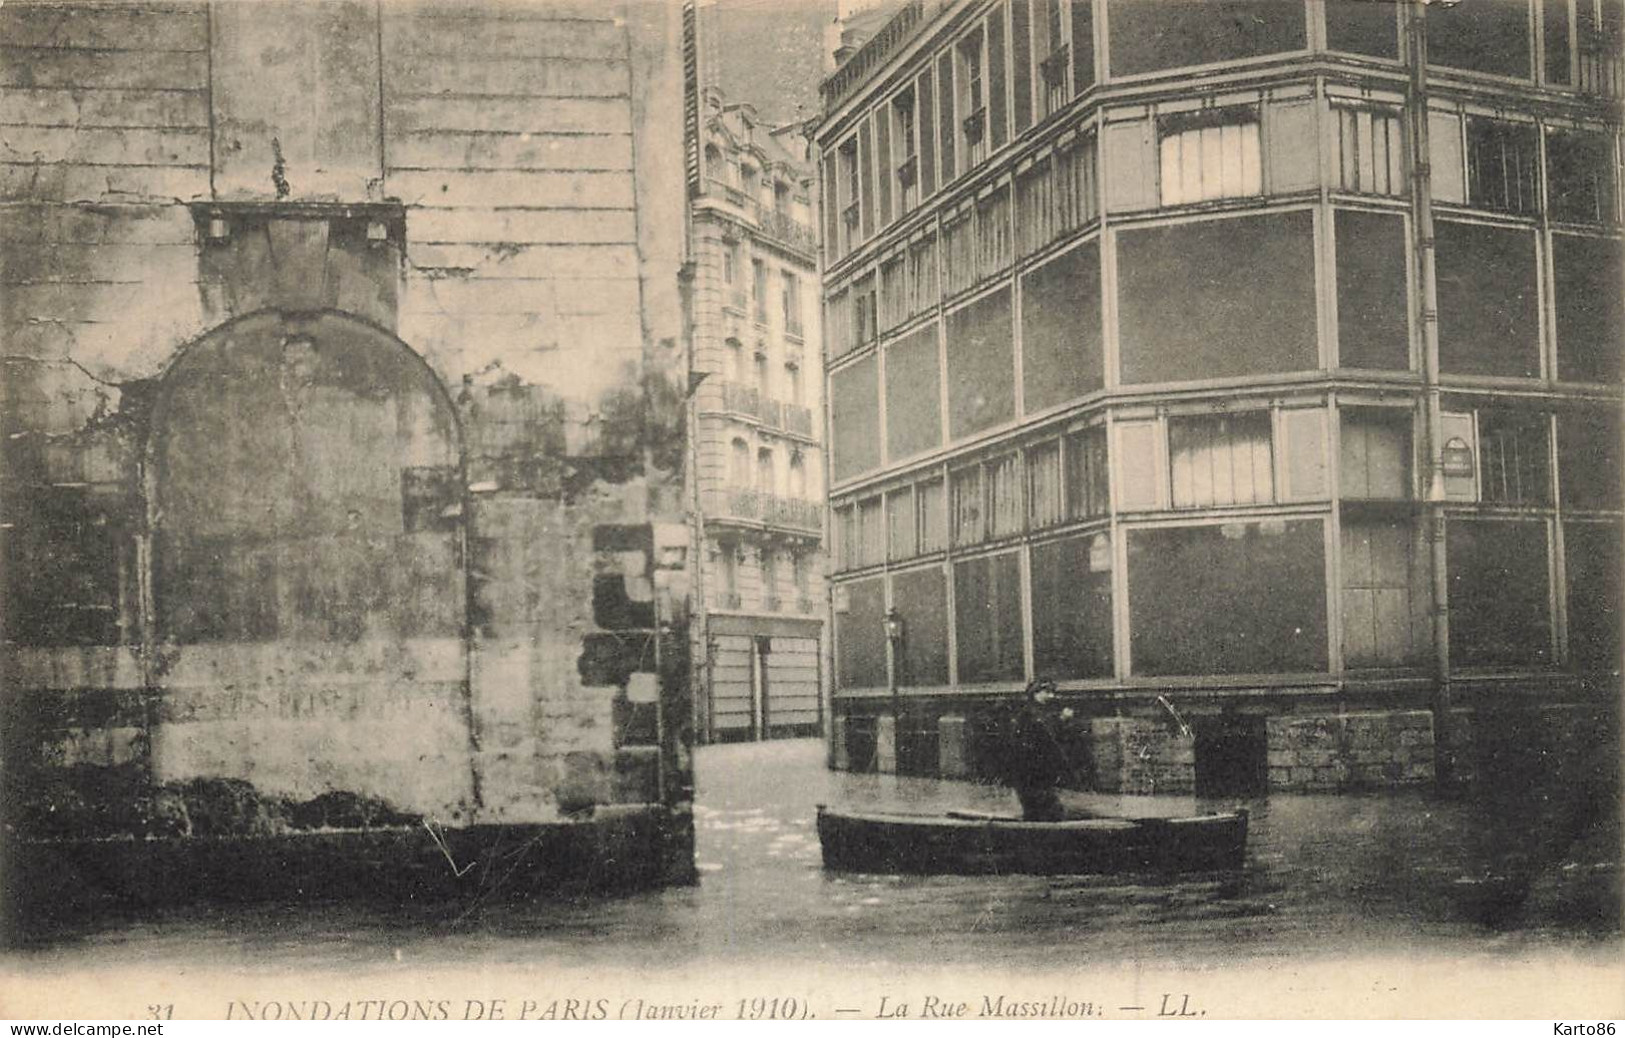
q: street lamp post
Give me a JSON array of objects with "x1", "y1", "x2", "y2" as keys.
[{"x1": 883, "y1": 607, "x2": 905, "y2": 767}]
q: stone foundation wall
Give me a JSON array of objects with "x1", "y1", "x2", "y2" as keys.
[
  {"x1": 1266, "y1": 710, "x2": 1435, "y2": 791},
  {"x1": 1089, "y1": 717, "x2": 1196, "y2": 795}
]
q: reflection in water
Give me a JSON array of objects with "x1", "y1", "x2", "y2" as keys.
[{"x1": 7, "y1": 739, "x2": 1618, "y2": 973}]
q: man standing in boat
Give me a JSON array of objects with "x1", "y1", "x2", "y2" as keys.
[{"x1": 992, "y1": 681, "x2": 1079, "y2": 822}]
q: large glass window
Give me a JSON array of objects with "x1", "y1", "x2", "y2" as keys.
[
  {"x1": 892, "y1": 566, "x2": 951, "y2": 685},
  {"x1": 835, "y1": 577, "x2": 887, "y2": 688},
  {"x1": 1066, "y1": 426, "x2": 1111, "y2": 519},
  {"x1": 1435, "y1": 220, "x2": 1540, "y2": 378},
  {"x1": 1564, "y1": 520, "x2": 1622, "y2": 672},
  {"x1": 1107, "y1": 0, "x2": 1307, "y2": 77},
  {"x1": 885, "y1": 324, "x2": 943, "y2": 462},
  {"x1": 1448, "y1": 519, "x2": 1552, "y2": 667},
  {"x1": 1118, "y1": 211, "x2": 1318, "y2": 384},
  {"x1": 1478, "y1": 409, "x2": 1551, "y2": 505},
  {"x1": 1466, "y1": 118, "x2": 1541, "y2": 214},
  {"x1": 1168, "y1": 412, "x2": 1275, "y2": 508},
  {"x1": 1325, "y1": 0, "x2": 1399, "y2": 58},
  {"x1": 1031, "y1": 532, "x2": 1114, "y2": 679},
  {"x1": 1158, "y1": 108, "x2": 1262, "y2": 206},
  {"x1": 945, "y1": 287, "x2": 1015, "y2": 438},
  {"x1": 1547, "y1": 128, "x2": 1618, "y2": 223},
  {"x1": 1021, "y1": 240, "x2": 1104, "y2": 413},
  {"x1": 1552, "y1": 233, "x2": 1623, "y2": 384},
  {"x1": 830, "y1": 355, "x2": 881, "y2": 482},
  {"x1": 1335, "y1": 209, "x2": 1411, "y2": 370},
  {"x1": 954, "y1": 551, "x2": 1025, "y2": 683},
  {"x1": 1559, "y1": 408, "x2": 1622, "y2": 511},
  {"x1": 1427, "y1": 0, "x2": 1533, "y2": 79},
  {"x1": 1128, "y1": 519, "x2": 1328, "y2": 675}
]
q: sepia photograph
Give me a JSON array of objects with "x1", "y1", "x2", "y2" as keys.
[{"x1": 0, "y1": 0, "x2": 1619, "y2": 1022}]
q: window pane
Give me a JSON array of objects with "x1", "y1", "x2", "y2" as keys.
[
  {"x1": 885, "y1": 323, "x2": 943, "y2": 461},
  {"x1": 1466, "y1": 119, "x2": 1540, "y2": 214},
  {"x1": 1478, "y1": 409, "x2": 1551, "y2": 505},
  {"x1": 835, "y1": 577, "x2": 887, "y2": 688},
  {"x1": 1436, "y1": 220, "x2": 1540, "y2": 378},
  {"x1": 1448, "y1": 519, "x2": 1552, "y2": 667},
  {"x1": 1336, "y1": 208, "x2": 1411, "y2": 370},
  {"x1": 1118, "y1": 211, "x2": 1318, "y2": 383},
  {"x1": 1543, "y1": 0, "x2": 1572, "y2": 84},
  {"x1": 830, "y1": 355, "x2": 881, "y2": 481},
  {"x1": 1022, "y1": 240, "x2": 1104, "y2": 412},
  {"x1": 1553, "y1": 234, "x2": 1623, "y2": 384},
  {"x1": 1427, "y1": 0, "x2": 1532, "y2": 79},
  {"x1": 1564, "y1": 521, "x2": 1622, "y2": 671},
  {"x1": 945, "y1": 286, "x2": 1016, "y2": 438},
  {"x1": 1326, "y1": 0, "x2": 1399, "y2": 58},
  {"x1": 1547, "y1": 129, "x2": 1616, "y2": 224},
  {"x1": 1107, "y1": 0, "x2": 1307, "y2": 77},
  {"x1": 954, "y1": 552, "x2": 1026, "y2": 683},
  {"x1": 1031, "y1": 532, "x2": 1114, "y2": 679},
  {"x1": 1128, "y1": 519, "x2": 1329, "y2": 675},
  {"x1": 893, "y1": 566, "x2": 951, "y2": 685},
  {"x1": 1559, "y1": 409, "x2": 1622, "y2": 511}
]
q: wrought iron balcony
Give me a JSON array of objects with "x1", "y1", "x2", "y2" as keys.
[
  {"x1": 725, "y1": 487, "x2": 761, "y2": 519},
  {"x1": 717, "y1": 380, "x2": 762, "y2": 419},
  {"x1": 782, "y1": 402, "x2": 814, "y2": 438},
  {"x1": 718, "y1": 591, "x2": 743, "y2": 610},
  {"x1": 767, "y1": 495, "x2": 822, "y2": 532}
]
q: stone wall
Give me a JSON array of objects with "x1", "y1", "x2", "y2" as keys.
[
  {"x1": 1266, "y1": 710, "x2": 1436, "y2": 791},
  {"x1": 1, "y1": 0, "x2": 693, "y2": 887},
  {"x1": 1089, "y1": 716, "x2": 1196, "y2": 795}
]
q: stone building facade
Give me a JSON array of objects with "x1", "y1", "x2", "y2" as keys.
[
  {"x1": 1, "y1": 0, "x2": 695, "y2": 915},
  {"x1": 816, "y1": 0, "x2": 1622, "y2": 794},
  {"x1": 683, "y1": 82, "x2": 828, "y2": 744}
]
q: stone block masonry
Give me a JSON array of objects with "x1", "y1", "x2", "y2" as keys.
[
  {"x1": 1265, "y1": 711, "x2": 1435, "y2": 792},
  {"x1": 1, "y1": 0, "x2": 695, "y2": 915}
]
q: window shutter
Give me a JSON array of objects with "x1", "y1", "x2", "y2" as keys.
[
  {"x1": 988, "y1": 5, "x2": 1009, "y2": 149},
  {"x1": 1104, "y1": 117, "x2": 1154, "y2": 211},
  {"x1": 1011, "y1": 0, "x2": 1033, "y2": 132},
  {"x1": 918, "y1": 67, "x2": 937, "y2": 197},
  {"x1": 1071, "y1": 0, "x2": 1094, "y2": 90},
  {"x1": 1266, "y1": 97, "x2": 1318, "y2": 194}
]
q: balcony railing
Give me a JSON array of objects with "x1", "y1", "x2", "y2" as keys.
[
  {"x1": 725, "y1": 487, "x2": 761, "y2": 519},
  {"x1": 782, "y1": 403, "x2": 814, "y2": 438},
  {"x1": 766, "y1": 495, "x2": 821, "y2": 532},
  {"x1": 718, "y1": 380, "x2": 762, "y2": 419},
  {"x1": 795, "y1": 595, "x2": 816, "y2": 614},
  {"x1": 823, "y1": 0, "x2": 928, "y2": 111},
  {"x1": 701, "y1": 178, "x2": 819, "y2": 255},
  {"x1": 763, "y1": 594, "x2": 782, "y2": 613},
  {"x1": 759, "y1": 397, "x2": 783, "y2": 430},
  {"x1": 718, "y1": 591, "x2": 742, "y2": 610}
]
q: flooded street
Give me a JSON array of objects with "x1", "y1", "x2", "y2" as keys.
[{"x1": 3, "y1": 739, "x2": 1619, "y2": 1017}]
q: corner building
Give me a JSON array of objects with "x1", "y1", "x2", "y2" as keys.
[{"x1": 816, "y1": 0, "x2": 1622, "y2": 793}]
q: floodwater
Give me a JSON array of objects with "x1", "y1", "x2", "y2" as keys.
[{"x1": 2, "y1": 739, "x2": 1619, "y2": 1018}]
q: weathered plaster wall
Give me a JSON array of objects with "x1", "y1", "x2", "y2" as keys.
[{"x1": 2, "y1": 0, "x2": 693, "y2": 860}]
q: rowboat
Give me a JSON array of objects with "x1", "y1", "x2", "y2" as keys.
[{"x1": 816, "y1": 804, "x2": 1248, "y2": 875}]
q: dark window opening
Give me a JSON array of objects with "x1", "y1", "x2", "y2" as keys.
[
  {"x1": 1559, "y1": 408, "x2": 1622, "y2": 511},
  {"x1": 1545, "y1": 0, "x2": 1573, "y2": 84},
  {"x1": 1564, "y1": 521, "x2": 1622, "y2": 672},
  {"x1": 1326, "y1": 0, "x2": 1400, "y2": 58},
  {"x1": 1128, "y1": 519, "x2": 1328, "y2": 676},
  {"x1": 945, "y1": 286, "x2": 1015, "y2": 438},
  {"x1": 1547, "y1": 129, "x2": 1618, "y2": 224},
  {"x1": 1479, "y1": 409, "x2": 1551, "y2": 505},
  {"x1": 1426, "y1": 0, "x2": 1533, "y2": 80},
  {"x1": 835, "y1": 577, "x2": 887, "y2": 689},
  {"x1": 1106, "y1": 0, "x2": 1307, "y2": 77},
  {"x1": 1466, "y1": 118, "x2": 1541, "y2": 214},
  {"x1": 1448, "y1": 519, "x2": 1552, "y2": 667},
  {"x1": 885, "y1": 323, "x2": 943, "y2": 461},
  {"x1": 1021, "y1": 240, "x2": 1104, "y2": 412},
  {"x1": 893, "y1": 566, "x2": 950, "y2": 685},
  {"x1": 830, "y1": 355, "x2": 881, "y2": 482},
  {"x1": 1117, "y1": 211, "x2": 1318, "y2": 384},
  {"x1": 1435, "y1": 220, "x2": 1541, "y2": 378},
  {"x1": 954, "y1": 552, "x2": 1025, "y2": 684},
  {"x1": 1335, "y1": 208, "x2": 1411, "y2": 370},
  {"x1": 1031, "y1": 532, "x2": 1114, "y2": 680}
]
